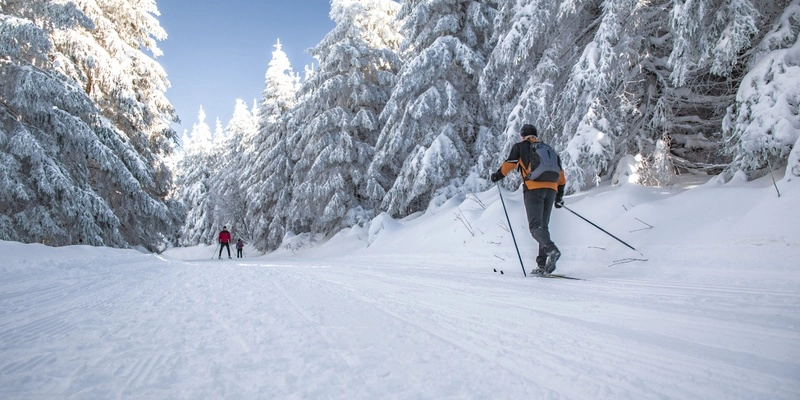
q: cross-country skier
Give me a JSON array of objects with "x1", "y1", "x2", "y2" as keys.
[
  {"x1": 491, "y1": 124, "x2": 567, "y2": 275},
  {"x1": 218, "y1": 226, "x2": 232, "y2": 259}
]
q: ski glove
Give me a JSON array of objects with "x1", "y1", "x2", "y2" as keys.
[
  {"x1": 555, "y1": 185, "x2": 565, "y2": 208},
  {"x1": 490, "y1": 171, "x2": 504, "y2": 182}
]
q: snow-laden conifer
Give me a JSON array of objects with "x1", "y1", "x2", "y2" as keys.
[
  {"x1": 283, "y1": 0, "x2": 402, "y2": 238},
  {"x1": 483, "y1": 0, "x2": 789, "y2": 193},
  {"x1": 211, "y1": 99, "x2": 256, "y2": 239},
  {"x1": 175, "y1": 107, "x2": 215, "y2": 245},
  {"x1": 555, "y1": 0, "x2": 639, "y2": 192},
  {"x1": 369, "y1": 0, "x2": 497, "y2": 216},
  {"x1": 480, "y1": 0, "x2": 584, "y2": 191},
  {"x1": 242, "y1": 40, "x2": 301, "y2": 251},
  {"x1": 0, "y1": 0, "x2": 180, "y2": 250},
  {"x1": 721, "y1": 1, "x2": 800, "y2": 178},
  {"x1": 656, "y1": 0, "x2": 781, "y2": 180}
]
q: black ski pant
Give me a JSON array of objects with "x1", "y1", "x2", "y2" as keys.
[
  {"x1": 237, "y1": 248, "x2": 243, "y2": 258},
  {"x1": 523, "y1": 188, "x2": 557, "y2": 267},
  {"x1": 219, "y1": 242, "x2": 231, "y2": 258}
]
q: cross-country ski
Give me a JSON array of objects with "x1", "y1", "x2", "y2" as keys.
[{"x1": 493, "y1": 268, "x2": 582, "y2": 280}]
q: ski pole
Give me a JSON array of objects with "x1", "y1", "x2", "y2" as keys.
[
  {"x1": 496, "y1": 183, "x2": 527, "y2": 277},
  {"x1": 561, "y1": 205, "x2": 639, "y2": 253}
]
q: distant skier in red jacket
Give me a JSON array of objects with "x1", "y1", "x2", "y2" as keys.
[{"x1": 218, "y1": 226, "x2": 232, "y2": 259}]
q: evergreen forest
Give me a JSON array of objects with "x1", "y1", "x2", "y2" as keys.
[{"x1": 2, "y1": 0, "x2": 798, "y2": 252}]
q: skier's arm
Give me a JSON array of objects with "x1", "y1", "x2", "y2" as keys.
[
  {"x1": 555, "y1": 169, "x2": 566, "y2": 208},
  {"x1": 492, "y1": 144, "x2": 522, "y2": 181}
]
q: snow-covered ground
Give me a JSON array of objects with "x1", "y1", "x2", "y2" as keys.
[{"x1": 1, "y1": 174, "x2": 798, "y2": 399}]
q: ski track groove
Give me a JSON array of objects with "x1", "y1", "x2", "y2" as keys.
[
  {"x1": 279, "y1": 267, "x2": 580, "y2": 398},
  {"x1": 1, "y1": 260, "x2": 180, "y2": 399},
  {"x1": 318, "y1": 271, "x2": 655, "y2": 398},
  {"x1": 3, "y1": 312, "x2": 76, "y2": 345},
  {"x1": 275, "y1": 266, "x2": 554, "y2": 397},
  {"x1": 265, "y1": 272, "x2": 372, "y2": 390},
  {"x1": 0, "y1": 353, "x2": 58, "y2": 375},
  {"x1": 2, "y1": 255, "x2": 797, "y2": 399},
  {"x1": 125, "y1": 354, "x2": 158, "y2": 391},
  {"x1": 281, "y1": 263, "x2": 799, "y2": 399},
  {"x1": 600, "y1": 278, "x2": 800, "y2": 298},
  {"x1": 0, "y1": 279, "x2": 106, "y2": 326}
]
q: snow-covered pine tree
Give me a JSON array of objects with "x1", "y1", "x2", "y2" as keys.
[
  {"x1": 658, "y1": 0, "x2": 792, "y2": 180},
  {"x1": 252, "y1": 116, "x2": 298, "y2": 251},
  {"x1": 211, "y1": 99, "x2": 256, "y2": 239},
  {"x1": 282, "y1": 0, "x2": 402, "y2": 238},
  {"x1": 0, "y1": 0, "x2": 180, "y2": 250},
  {"x1": 484, "y1": 0, "x2": 789, "y2": 192},
  {"x1": 490, "y1": 0, "x2": 664, "y2": 192},
  {"x1": 659, "y1": 0, "x2": 759, "y2": 177},
  {"x1": 242, "y1": 40, "x2": 301, "y2": 251},
  {"x1": 481, "y1": 0, "x2": 566, "y2": 130},
  {"x1": 552, "y1": 0, "x2": 645, "y2": 192},
  {"x1": 175, "y1": 107, "x2": 216, "y2": 245},
  {"x1": 59, "y1": 0, "x2": 182, "y2": 247},
  {"x1": 481, "y1": 0, "x2": 598, "y2": 192},
  {"x1": 721, "y1": 1, "x2": 800, "y2": 179},
  {"x1": 213, "y1": 118, "x2": 225, "y2": 147},
  {"x1": 368, "y1": 0, "x2": 498, "y2": 217}
]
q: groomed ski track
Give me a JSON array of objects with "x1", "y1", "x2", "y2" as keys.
[{"x1": 1, "y1": 250, "x2": 797, "y2": 400}]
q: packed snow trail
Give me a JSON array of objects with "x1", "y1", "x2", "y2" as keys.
[{"x1": 1, "y1": 244, "x2": 797, "y2": 399}]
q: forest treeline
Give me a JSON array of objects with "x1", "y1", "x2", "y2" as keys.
[{"x1": 2, "y1": 0, "x2": 798, "y2": 251}]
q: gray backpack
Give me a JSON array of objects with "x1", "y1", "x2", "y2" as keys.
[{"x1": 526, "y1": 142, "x2": 561, "y2": 182}]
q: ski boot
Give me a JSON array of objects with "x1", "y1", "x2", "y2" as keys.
[{"x1": 545, "y1": 246, "x2": 560, "y2": 273}]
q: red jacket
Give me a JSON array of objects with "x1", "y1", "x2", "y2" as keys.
[{"x1": 218, "y1": 230, "x2": 231, "y2": 244}]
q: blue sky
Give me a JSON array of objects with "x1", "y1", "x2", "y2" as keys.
[{"x1": 157, "y1": 1, "x2": 335, "y2": 136}]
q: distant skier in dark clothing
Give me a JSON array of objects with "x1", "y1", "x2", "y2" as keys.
[
  {"x1": 218, "y1": 226, "x2": 232, "y2": 259},
  {"x1": 236, "y1": 239, "x2": 244, "y2": 258},
  {"x1": 491, "y1": 124, "x2": 567, "y2": 275}
]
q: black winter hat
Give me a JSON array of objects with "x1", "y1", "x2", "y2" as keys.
[{"x1": 520, "y1": 124, "x2": 537, "y2": 137}]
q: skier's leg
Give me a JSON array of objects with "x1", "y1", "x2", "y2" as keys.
[
  {"x1": 540, "y1": 189, "x2": 560, "y2": 272},
  {"x1": 525, "y1": 189, "x2": 559, "y2": 272},
  {"x1": 524, "y1": 190, "x2": 553, "y2": 244},
  {"x1": 524, "y1": 190, "x2": 547, "y2": 271}
]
